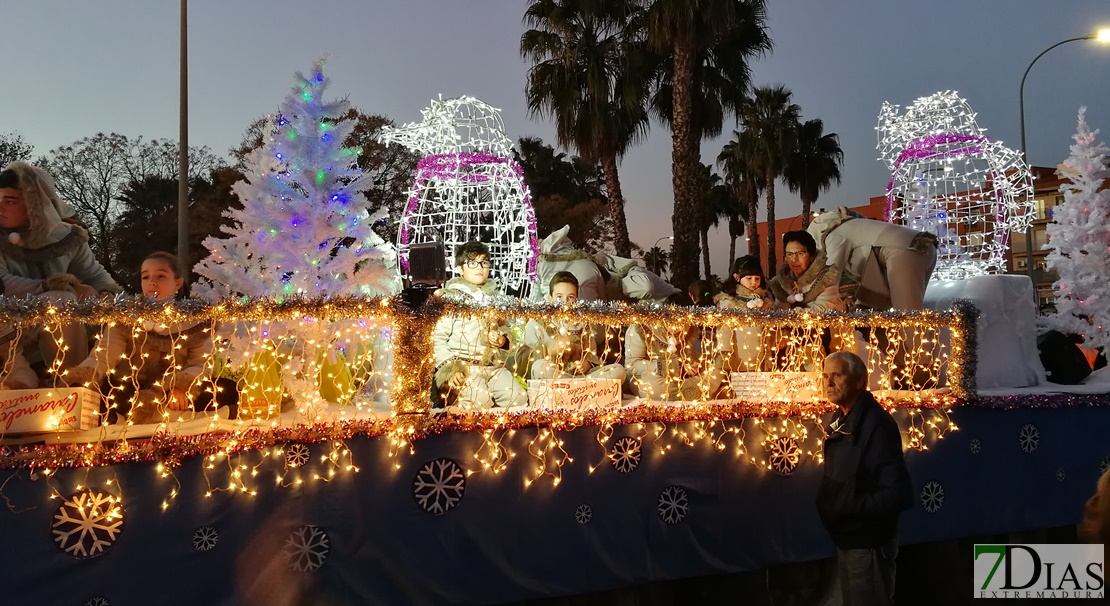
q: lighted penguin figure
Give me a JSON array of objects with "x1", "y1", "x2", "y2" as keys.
[
  {"x1": 379, "y1": 96, "x2": 539, "y2": 297},
  {"x1": 877, "y1": 91, "x2": 1034, "y2": 280}
]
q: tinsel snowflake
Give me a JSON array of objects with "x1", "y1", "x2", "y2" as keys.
[
  {"x1": 1019, "y1": 424, "x2": 1039, "y2": 454},
  {"x1": 575, "y1": 504, "x2": 593, "y2": 525},
  {"x1": 767, "y1": 436, "x2": 801, "y2": 475},
  {"x1": 1100, "y1": 454, "x2": 1109, "y2": 475},
  {"x1": 52, "y1": 490, "x2": 125, "y2": 559},
  {"x1": 657, "y1": 486, "x2": 689, "y2": 525},
  {"x1": 1056, "y1": 468, "x2": 1066, "y2": 483},
  {"x1": 969, "y1": 439, "x2": 981, "y2": 455},
  {"x1": 283, "y1": 525, "x2": 330, "y2": 572},
  {"x1": 609, "y1": 436, "x2": 642, "y2": 474},
  {"x1": 84, "y1": 597, "x2": 109, "y2": 606},
  {"x1": 920, "y1": 480, "x2": 945, "y2": 514},
  {"x1": 285, "y1": 443, "x2": 311, "y2": 468},
  {"x1": 193, "y1": 526, "x2": 218, "y2": 552},
  {"x1": 413, "y1": 458, "x2": 466, "y2": 515}
]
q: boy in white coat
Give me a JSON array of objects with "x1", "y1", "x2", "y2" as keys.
[
  {"x1": 524, "y1": 271, "x2": 625, "y2": 382},
  {"x1": 432, "y1": 242, "x2": 527, "y2": 410}
]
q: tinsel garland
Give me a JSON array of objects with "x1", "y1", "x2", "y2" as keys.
[
  {"x1": 0, "y1": 395, "x2": 960, "y2": 471},
  {"x1": 0, "y1": 293, "x2": 979, "y2": 469},
  {"x1": 966, "y1": 393, "x2": 1110, "y2": 410}
]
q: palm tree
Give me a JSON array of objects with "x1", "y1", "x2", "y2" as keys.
[
  {"x1": 644, "y1": 245, "x2": 669, "y2": 275},
  {"x1": 522, "y1": 0, "x2": 650, "y2": 257},
  {"x1": 735, "y1": 85, "x2": 800, "y2": 272},
  {"x1": 642, "y1": 0, "x2": 771, "y2": 288},
  {"x1": 785, "y1": 118, "x2": 844, "y2": 229},
  {"x1": 695, "y1": 163, "x2": 736, "y2": 278},
  {"x1": 717, "y1": 137, "x2": 763, "y2": 265}
]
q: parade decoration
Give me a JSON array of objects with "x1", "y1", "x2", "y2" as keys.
[
  {"x1": 1044, "y1": 108, "x2": 1110, "y2": 352},
  {"x1": 878, "y1": 91, "x2": 1034, "y2": 280},
  {"x1": 379, "y1": 96, "x2": 539, "y2": 296}
]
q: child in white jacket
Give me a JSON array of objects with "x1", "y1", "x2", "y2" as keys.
[
  {"x1": 523, "y1": 272, "x2": 625, "y2": 382},
  {"x1": 432, "y1": 242, "x2": 527, "y2": 410}
]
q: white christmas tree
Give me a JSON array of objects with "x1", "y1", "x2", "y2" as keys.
[
  {"x1": 193, "y1": 60, "x2": 399, "y2": 300},
  {"x1": 1044, "y1": 107, "x2": 1110, "y2": 351}
]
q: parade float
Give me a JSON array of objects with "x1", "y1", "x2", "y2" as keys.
[{"x1": 0, "y1": 72, "x2": 1107, "y2": 605}]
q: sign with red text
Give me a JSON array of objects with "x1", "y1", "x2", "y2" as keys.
[
  {"x1": 0, "y1": 388, "x2": 100, "y2": 434},
  {"x1": 527, "y1": 378, "x2": 621, "y2": 410},
  {"x1": 729, "y1": 372, "x2": 821, "y2": 402}
]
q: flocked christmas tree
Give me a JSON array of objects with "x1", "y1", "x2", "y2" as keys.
[
  {"x1": 1044, "y1": 107, "x2": 1110, "y2": 351},
  {"x1": 193, "y1": 59, "x2": 398, "y2": 300}
]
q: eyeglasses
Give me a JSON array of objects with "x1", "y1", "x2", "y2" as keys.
[
  {"x1": 784, "y1": 251, "x2": 809, "y2": 260},
  {"x1": 464, "y1": 260, "x2": 492, "y2": 269}
]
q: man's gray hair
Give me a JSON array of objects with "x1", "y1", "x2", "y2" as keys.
[{"x1": 825, "y1": 351, "x2": 868, "y2": 380}]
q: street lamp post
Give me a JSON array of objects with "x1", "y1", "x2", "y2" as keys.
[
  {"x1": 178, "y1": 0, "x2": 190, "y2": 281},
  {"x1": 652, "y1": 236, "x2": 674, "y2": 275},
  {"x1": 1018, "y1": 29, "x2": 1110, "y2": 280}
]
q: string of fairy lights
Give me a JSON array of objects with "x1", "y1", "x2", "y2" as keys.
[{"x1": 0, "y1": 294, "x2": 976, "y2": 507}]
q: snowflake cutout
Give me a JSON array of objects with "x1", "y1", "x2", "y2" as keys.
[
  {"x1": 84, "y1": 598, "x2": 109, "y2": 606},
  {"x1": 193, "y1": 526, "x2": 218, "y2": 552},
  {"x1": 1056, "y1": 468, "x2": 1066, "y2": 483},
  {"x1": 1100, "y1": 454, "x2": 1109, "y2": 475},
  {"x1": 575, "y1": 504, "x2": 593, "y2": 525},
  {"x1": 52, "y1": 490, "x2": 125, "y2": 559},
  {"x1": 1019, "y1": 424, "x2": 1039, "y2": 454},
  {"x1": 284, "y1": 443, "x2": 311, "y2": 468},
  {"x1": 413, "y1": 458, "x2": 466, "y2": 515},
  {"x1": 283, "y1": 525, "x2": 330, "y2": 572},
  {"x1": 767, "y1": 436, "x2": 801, "y2": 475},
  {"x1": 658, "y1": 486, "x2": 689, "y2": 524},
  {"x1": 920, "y1": 480, "x2": 944, "y2": 514},
  {"x1": 609, "y1": 436, "x2": 642, "y2": 474},
  {"x1": 969, "y1": 439, "x2": 981, "y2": 454}
]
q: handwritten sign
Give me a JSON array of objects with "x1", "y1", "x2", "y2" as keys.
[
  {"x1": 0, "y1": 388, "x2": 99, "y2": 434},
  {"x1": 527, "y1": 378, "x2": 621, "y2": 410},
  {"x1": 729, "y1": 372, "x2": 821, "y2": 402}
]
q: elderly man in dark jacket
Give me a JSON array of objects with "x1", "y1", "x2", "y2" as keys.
[{"x1": 817, "y1": 351, "x2": 913, "y2": 605}]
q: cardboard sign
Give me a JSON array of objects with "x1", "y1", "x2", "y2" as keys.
[
  {"x1": 527, "y1": 378, "x2": 621, "y2": 410},
  {"x1": 729, "y1": 372, "x2": 821, "y2": 402},
  {"x1": 0, "y1": 387, "x2": 100, "y2": 434}
]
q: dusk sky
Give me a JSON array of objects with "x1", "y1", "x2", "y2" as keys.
[{"x1": 5, "y1": 0, "x2": 1110, "y2": 275}]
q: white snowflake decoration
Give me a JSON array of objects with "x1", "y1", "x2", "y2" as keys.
[
  {"x1": 767, "y1": 436, "x2": 801, "y2": 475},
  {"x1": 1100, "y1": 454, "x2": 1110, "y2": 475},
  {"x1": 380, "y1": 96, "x2": 539, "y2": 296},
  {"x1": 609, "y1": 437, "x2": 642, "y2": 474},
  {"x1": 193, "y1": 526, "x2": 219, "y2": 552},
  {"x1": 1019, "y1": 424, "x2": 1040, "y2": 454},
  {"x1": 575, "y1": 504, "x2": 593, "y2": 525},
  {"x1": 84, "y1": 598, "x2": 109, "y2": 606},
  {"x1": 285, "y1": 443, "x2": 311, "y2": 469},
  {"x1": 283, "y1": 525, "x2": 330, "y2": 572},
  {"x1": 878, "y1": 91, "x2": 1033, "y2": 280},
  {"x1": 1056, "y1": 468, "x2": 1066, "y2": 483},
  {"x1": 52, "y1": 490, "x2": 125, "y2": 559},
  {"x1": 657, "y1": 486, "x2": 689, "y2": 525},
  {"x1": 413, "y1": 457, "x2": 466, "y2": 515},
  {"x1": 969, "y1": 438, "x2": 982, "y2": 454},
  {"x1": 920, "y1": 480, "x2": 945, "y2": 514}
]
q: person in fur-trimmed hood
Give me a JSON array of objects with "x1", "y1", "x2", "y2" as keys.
[
  {"x1": 432, "y1": 241, "x2": 527, "y2": 410},
  {"x1": 0, "y1": 162, "x2": 123, "y2": 373},
  {"x1": 768, "y1": 231, "x2": 846, "y2": 312}
]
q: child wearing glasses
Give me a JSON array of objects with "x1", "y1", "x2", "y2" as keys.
[
  {"x1": 523, "y1": 271, "x2": 625, "y2": 382},
  {"x1": 432, "y1": 241, "x2": 527, "y2": 410}
]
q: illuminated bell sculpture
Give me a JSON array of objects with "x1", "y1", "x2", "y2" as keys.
[
  {"x1": 379, "y1": 96, "x2": 539, "y2": 297},
  {"x1": 877, "y1": 91, "x2": 1034, "y2": 280}
]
